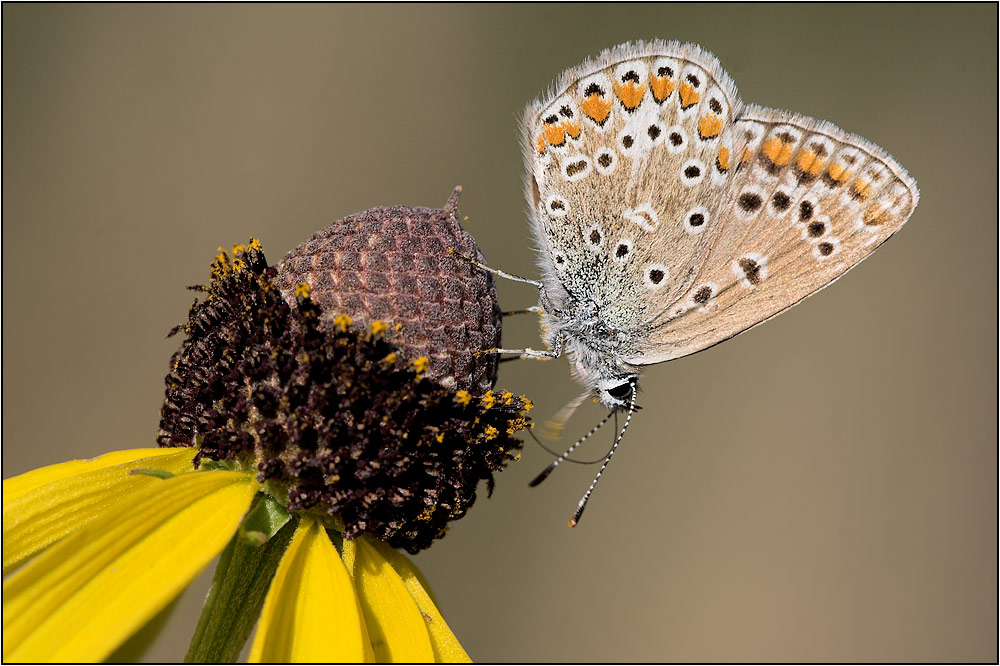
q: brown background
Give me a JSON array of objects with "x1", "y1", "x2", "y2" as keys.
[{"x1": 3, "y1": 4, "x2": 996, "y2": 662}]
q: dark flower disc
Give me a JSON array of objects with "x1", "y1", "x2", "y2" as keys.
[{"x1": 158, "y1": 232, "x2": 530, "y2": 553}]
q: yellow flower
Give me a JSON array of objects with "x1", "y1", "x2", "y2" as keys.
[
  {"x1": 2, "y1": 448, "x2": 470, "y2": 662},
  {"x1": 2, "y1": 239, "x2": 531, "y2": 662}
]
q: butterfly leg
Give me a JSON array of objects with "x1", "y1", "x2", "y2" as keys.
[
  {"x1": 502, "y1": 306, "x2": 541, "y2": 316},
  {"x1": 487, "y1": 346, "x2": 561, "y2": 360},
  {"x1": 448, "y1": 249, "x2": 544, "y2": 288},
  {"x1": 481, "y1": 334, "x2": 563, "y2": 361}
]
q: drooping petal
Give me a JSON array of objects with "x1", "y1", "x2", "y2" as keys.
[
  {"x1": 2, "y1": 448, "x2": 196, "y2": 574},
  {"x1": 353, "y1": 537, "x2": 435, "y2": 662},
  {"x1": 249, "y1": 517, "x2": 373, "y2": 663},
  {"x1": 2, "y1": 448, "x2": 186, "y2": 502},
  {"x1": 368, "y1": 537, "x2": 471, "y2": 663},
  {"x1": 2, "y1": 469, "x2": 256, "y2": 662}
]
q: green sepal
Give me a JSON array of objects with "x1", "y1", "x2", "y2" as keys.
[
  {"x1": 238, "y1": 492, "x2": 291, "y2": 545},
  {"x1": 184, "y1": 499, "x2": 296, "y2": 663}
]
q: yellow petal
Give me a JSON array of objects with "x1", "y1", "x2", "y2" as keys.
[
  {"x1": 249, "y1": 518, "x2": 373, "y2": 663},
  {"x1": 2, "y1": 469, "x2": 255, "y2": 662},
  {"x1": 368, "y1": 537, "x2": 471, "y2": 663},
  {"x1": 3, "y1": 448, "x2": 196, "y2": 574},
  {"x1": 2, "y1": 447, "x2": 189, "y2": 504},
  {"x1": 354, "y1": 537, "x2": 435, "y2": 662}
]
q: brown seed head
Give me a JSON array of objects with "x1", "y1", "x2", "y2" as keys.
[
  {"x1": 275, "y1": 187, "x2": 500, "y2": 395},
  {"x1": 158, "y1": 238, "x2": 531, "y2": 553}
]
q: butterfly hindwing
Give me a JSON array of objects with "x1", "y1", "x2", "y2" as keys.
[{"x1": 628, "y1": 105, "x2": 919, "y2": 364}]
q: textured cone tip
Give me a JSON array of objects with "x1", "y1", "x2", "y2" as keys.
[{"x1": 276, "y1": 188, "x2": 501, "y2": 395}]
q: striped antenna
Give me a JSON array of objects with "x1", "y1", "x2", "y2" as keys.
[
  {"x1": 568, "y1": 378, "x2": 638, "y2": 527},
  {"x1": 528, "y1": 412, "x2": 614, "y2": 487}
]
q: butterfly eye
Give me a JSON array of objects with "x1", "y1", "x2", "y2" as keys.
[{"x1": 606, "y1": 383, "x2": 633, "y2": 400}]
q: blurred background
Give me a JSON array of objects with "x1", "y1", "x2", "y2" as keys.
[{"x1": 3, "y1": 4, "x2": 996, "y2": 662}]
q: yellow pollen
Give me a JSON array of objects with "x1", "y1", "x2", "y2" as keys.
[
  {"x1": 294, "y1": 282, "x2": 311, "y2": 299},
  {"x1": 435, "y1": 433, "x2": 445, "y2": 443},
  {"x1": 455, "y1": 390, "x2": 472, "y2": 406},
  {"x1": 411, "y1": 356, "x2": 430, "y2": 373},
  {"x1": 248, "y1": 238, "x2": 262, "y2": 250},
  {"x1": 581, "y1": 94, "x2": 612, "y2": 124},
  {"x1": 698, "y1": 113, "x2": 723, "y2": 138},
  {"x1": 369, "y1": 320, "x2": 389, "y2": 339},
  {"x1": 501, "y1": 390, "x2": 514, "y2": 405},
  {"x1": 231, "y1": 243, "x2": 246, "y2": 255},
  {"x1": 521, "y1": 397, "x2": 534, "y2": 412},
  {"x1": 481, "y1": 391, "x2": 496, "y2": 409},
  {"x1": 381, "y1": 352, "x2": 398, "y2": 366},
  {"x1": 484, "y1": 425, "x2": 499, "y2": 440},
  {"x1": 333, "y1": 313, "x2": 353, "y2": 332}
]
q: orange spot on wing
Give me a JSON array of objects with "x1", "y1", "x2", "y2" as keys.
[
  {"x1": 613, "y1": 81, "x2": 645, "y2": 110},
  {"x1": 679, "y1": 82, "x2": 700, "y2": 109},
  {"x1": 850, "y1": 178, "x2": 874, "y2": 200},
  {"x1": 863, "y1": 205, "x2": 889, "y2": 226},
  {"x1": 650, "y1": 75, "x2": 675, "y2": 102},
  {"x1": 741, "y1": 148, "x2": 753, "y2": 164},
  {"x1": 562, "y1": 120, "x2": 581, "y2": 140},
  {"x1": 697, "y1": 113, "x2": 723, "y2": 139},
  {"x1": 581, "y1": 94, "x2": 612, "y2": 124},
  {"x1": 535, "y1": 133, "x2": 547, "y2": 154},
  {"x1": 762, "y1": 137, "x2": 794, "y2": 166},
  {"x1": 543, "y1": 123, "x2": 566, "y2": 147},
  {"x1": 717, "y1": 146, "x2": 731, "y2": 170},
  {"x1": 796, "y1": 148, "x2": 825, "y2": 176},
  {"x1": 828, "y1": 162, "x2": 851, "y2": 181}
]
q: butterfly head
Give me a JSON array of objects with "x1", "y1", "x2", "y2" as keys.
[{"x1": 597, "y1": 374, "x2": 638, "y2": 409}]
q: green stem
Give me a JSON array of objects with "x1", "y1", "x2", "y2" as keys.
[{"x1": 184, "y1": 495, "x2": 295, "y2": 663}]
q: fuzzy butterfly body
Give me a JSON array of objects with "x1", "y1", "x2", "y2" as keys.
[{"x1": 523, "y1": 41, "x2": 918, "y2": 405}]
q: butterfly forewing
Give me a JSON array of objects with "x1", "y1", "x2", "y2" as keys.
[
  {"x1": 524, "y1": 43, "x2": 743, "y2": 334},
  {"x1": 523, "y1": 41, "x2": 917, "y2": 366}
]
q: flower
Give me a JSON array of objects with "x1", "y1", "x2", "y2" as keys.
[
  {"x1": 3, "y1": 451, "x2": 467, "y2": 662},
  {"x1": 3, "y1": 201, "x2": 532, "y2": 662}
]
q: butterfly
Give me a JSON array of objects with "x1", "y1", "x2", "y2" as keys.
[{"x1": 480, "y1": 41, "x2": 918, "y2": 525}]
